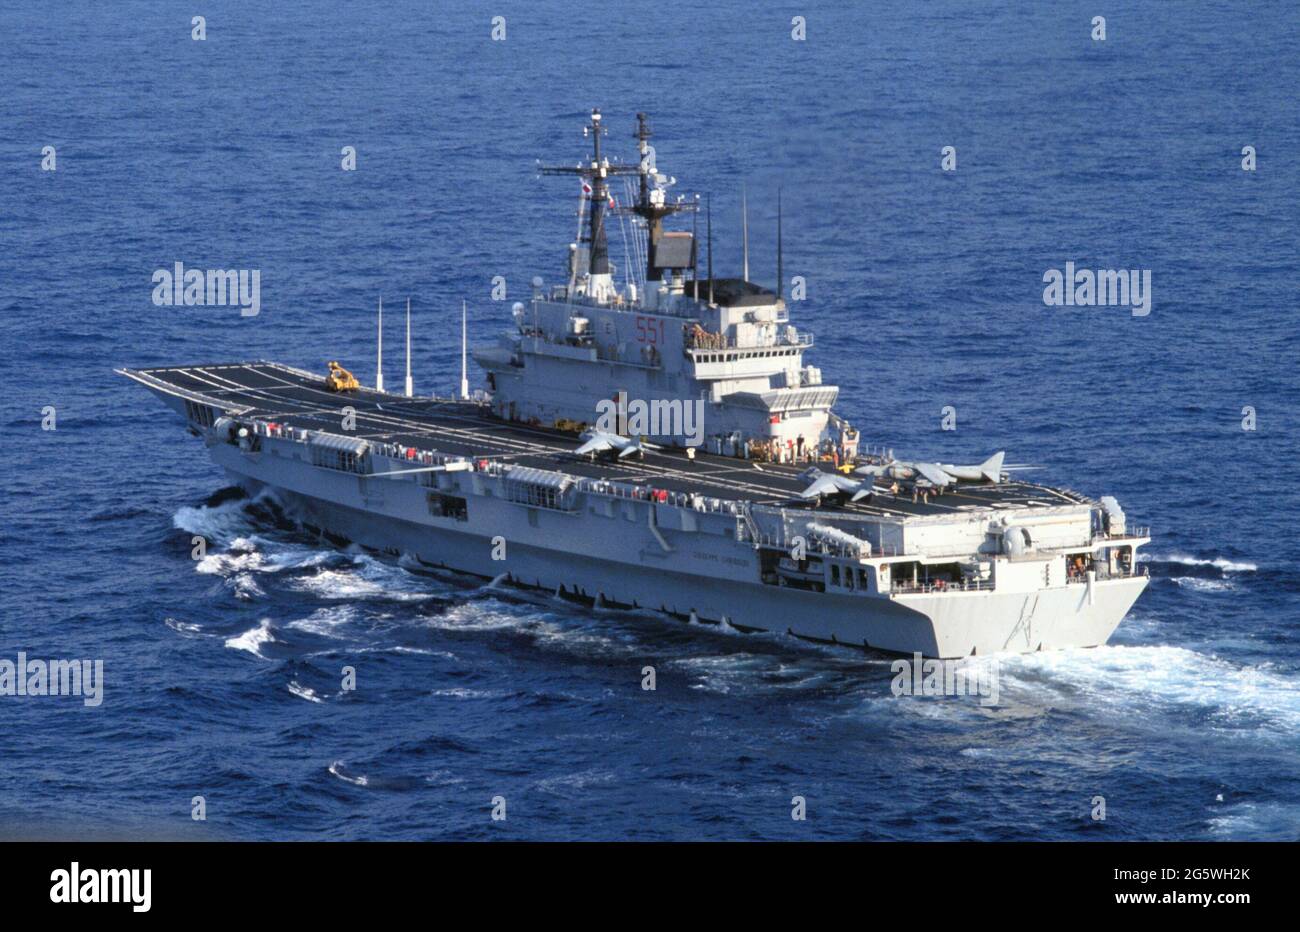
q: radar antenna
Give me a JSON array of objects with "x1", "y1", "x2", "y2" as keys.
[{"x1": 538, "y1": 109, "x2": 639, "y2": 284}]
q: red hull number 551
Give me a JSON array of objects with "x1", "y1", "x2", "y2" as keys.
[{"x1": 635, "y1": 315, "x2": 665, "y2": 344}]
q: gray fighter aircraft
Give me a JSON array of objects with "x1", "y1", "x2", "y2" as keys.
[
  {"x1": 799, "y1": 452, "x2": 1027, "y2": 501},
  {"x1": 575, "y1": 429, "x2": 662, "y2": 460},
  {"x1": 856, "y1": 451, "x2": 1006, "y2": 489},
  {"x1": 797, "y1": 468, "x2": 879, "y2": 502}
]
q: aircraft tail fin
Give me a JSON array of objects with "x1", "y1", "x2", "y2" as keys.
[
  {"x1": 850, "y1": 484, "x2": 875, "y2": 502},
  {"x1": 980, "y1": 451, "x2": 1005, "y2": 483}
]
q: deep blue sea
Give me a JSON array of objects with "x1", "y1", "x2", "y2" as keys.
[{"x1": 2, "y1": 1, "x2": 1297, "y2": 840}]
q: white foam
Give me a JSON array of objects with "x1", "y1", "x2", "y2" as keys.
[
  {"x1": 419, "y1": 600, "x2": 635, "y2": 664},
  {"x1": 1207, "y1": 801, "x2": 1300, "y2": 841},
  {"x1": 534, "y1": 769, "x2": 617, "y2": 794},
  {"x1": 422, "y1": 600, "x2": 535, "y2": 633},
  {"x1": 386, "y1": 645, "x2": 457, "y2": 659},
  {"x1": 424, "y1": 769, "x2": 467, "y2": 786},
  {"x1": 163, "y1": 617, "x2": 204, "y2": 636},
  {"x1": 223, "y1": 619, "x2": 277, "y2": 660},
  {"x1": 287, "y1": 681, "x2": 324, "y2": 703},
  {"x1": 264, "y1": 548, "x2": 337, "y2": 572},
  {"x1": 226, "y1": 573, "x2": 265, "y2": 600},
  {"x1": 1000, "y1": 645, "x2": 1300, "y2": 736},
  {"x1": 286, "y1": 606, "x2": 357, "y2": 638},
  {"x1": 176, "y1": 496, "x2": 343, "y2": 580},
  {"x1": 676, "y1": 653, "x2": 774, "y2": 694},
  {"x1": 1143, "y1": 552, "x2": 1257, "y2": 573},
  {"x1": 431, "y1": 687, "x2": 503, "y2": 699},
  {"x1": 172, "y1": 496, "x2": 260, "y2": 545},
  {"x1": 195, "y1": 548, "x2": 265, "y2": 576},
  {"x1": 1170, "y1": 576, "x2": 1234, "y2": 592},
  {"x1": 684, "y1": 611, "x2": 746, "y2": 639},
  {"x1": 327, "y1": 760, "x2": 368, "y2": 787},
  {"x1": 289, "y1": 556, "x2": 432, "y2": 602}
]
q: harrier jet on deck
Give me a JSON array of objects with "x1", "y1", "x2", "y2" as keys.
[
  {"x1": 574, "y1": 429, "x2": 661, "y2": 460},
  {"x1": 800, "y1": 452, "x2": 1019, "y2": 500},
  {"x1": 858, "y1": 451, "x2": 1007, "y2": 489}
]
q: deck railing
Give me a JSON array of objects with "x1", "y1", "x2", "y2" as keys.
[{"x1": 891, "y1": 578, "x2": 994, "y2": 595}]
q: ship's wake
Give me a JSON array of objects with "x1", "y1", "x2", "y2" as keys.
[{"x1": 995, "y1": 645, "x2": 1300, "y2": 740}]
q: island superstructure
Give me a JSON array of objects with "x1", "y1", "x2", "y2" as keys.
[
  {"x1": 119, "y1": 110, "x2": 1150, "y2": 658},
  {"x1": 476, "y1": 111, "x2": 840, "y2": 462}
]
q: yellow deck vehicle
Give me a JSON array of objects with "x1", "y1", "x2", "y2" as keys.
[{"x1": 326, "y1": 360, "x2": 360, "y2": 392}]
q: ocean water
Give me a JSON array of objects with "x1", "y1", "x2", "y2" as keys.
[{"x1": 1, "y1": 1, "x2": 1297, "y2": 840}]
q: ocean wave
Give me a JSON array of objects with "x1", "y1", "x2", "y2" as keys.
[
  {"x1": 385, "y1": 645, "x2": 458, "y2": 659},
  {"x1": 192, "y1": 536, "x2": 341, "y2": 582},
  {"x1": 1206, "y1": 801, "x2": 1300, "y2": 841},
  {"x1": 424, "y1": 769, "x2": 467, "y2": 787},
  {"x1": 172, "y1": 497, "x2": 260, "y2": 546},
  {"x1": 289, "y1": 555, "x2": 434, "y2": 602},
  {"x1": 226, "y1": 573, "x2": 266, "y2": 600},
  {"x1": 422, "y1": 600, "x2": 539, "y2": 633},
  {"x1": 195, "y1": 548, "x2": 265, "y2": 576},
  {"x1": 286, "y1": 605, "x2": 358, "y2": 638},
  {"x1": 1000, "y1": 645, "x2": 1300, "y2": 737},
  {"x1": 1169, "y1": 576, "x2": 1235, "y2": 592},
  {"x1": 224, "y1": 619, "x2": 278, "y2": 660},
  {"x1": 1141, "y1": 552, "x2": 1257, "y2": 573},
  {"x1": 677, "y1": 652, "x2": 796, "y2": 695},
  {"x1": 430, "y1": 687, "x2": 505, "y2": 699},
  {"x1": 534, "y1": 769, "x2": 617, "y2": 794},
  {"x1": 420, "y1": 598, "x2": 638, "y2": 665},
  {"x1": 287, "y1": 681, "x2": 324, "y2": 703},
  {"x1": 327, "y1": 760, "x2": 368, "y2": 787},
  {"x1": 163, "y1": 617, "x2": 205, "y2": 637},
  {"x1": 175, "y1": 494, "x2": 342, "y2": 573}
]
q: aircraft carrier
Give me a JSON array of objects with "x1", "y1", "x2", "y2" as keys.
[{"x1": 120, "y1": 110, "x2": 1150, "y2": 658}]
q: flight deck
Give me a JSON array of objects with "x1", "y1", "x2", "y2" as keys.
[{"x1": 121, "y1": 361, "x2": 1090, "y2": 520}]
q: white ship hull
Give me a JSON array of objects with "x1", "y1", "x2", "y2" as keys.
[{"x1": 221, "y1": 452, "x2": 1147, "y2": 659}]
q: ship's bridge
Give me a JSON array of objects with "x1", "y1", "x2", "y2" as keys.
[
  {"x1": 504, "y1": 276, "x2": 818, "y2": 383},
  {"x1": 473, "y1": 276, "x2": 840, "y2": 460}
]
